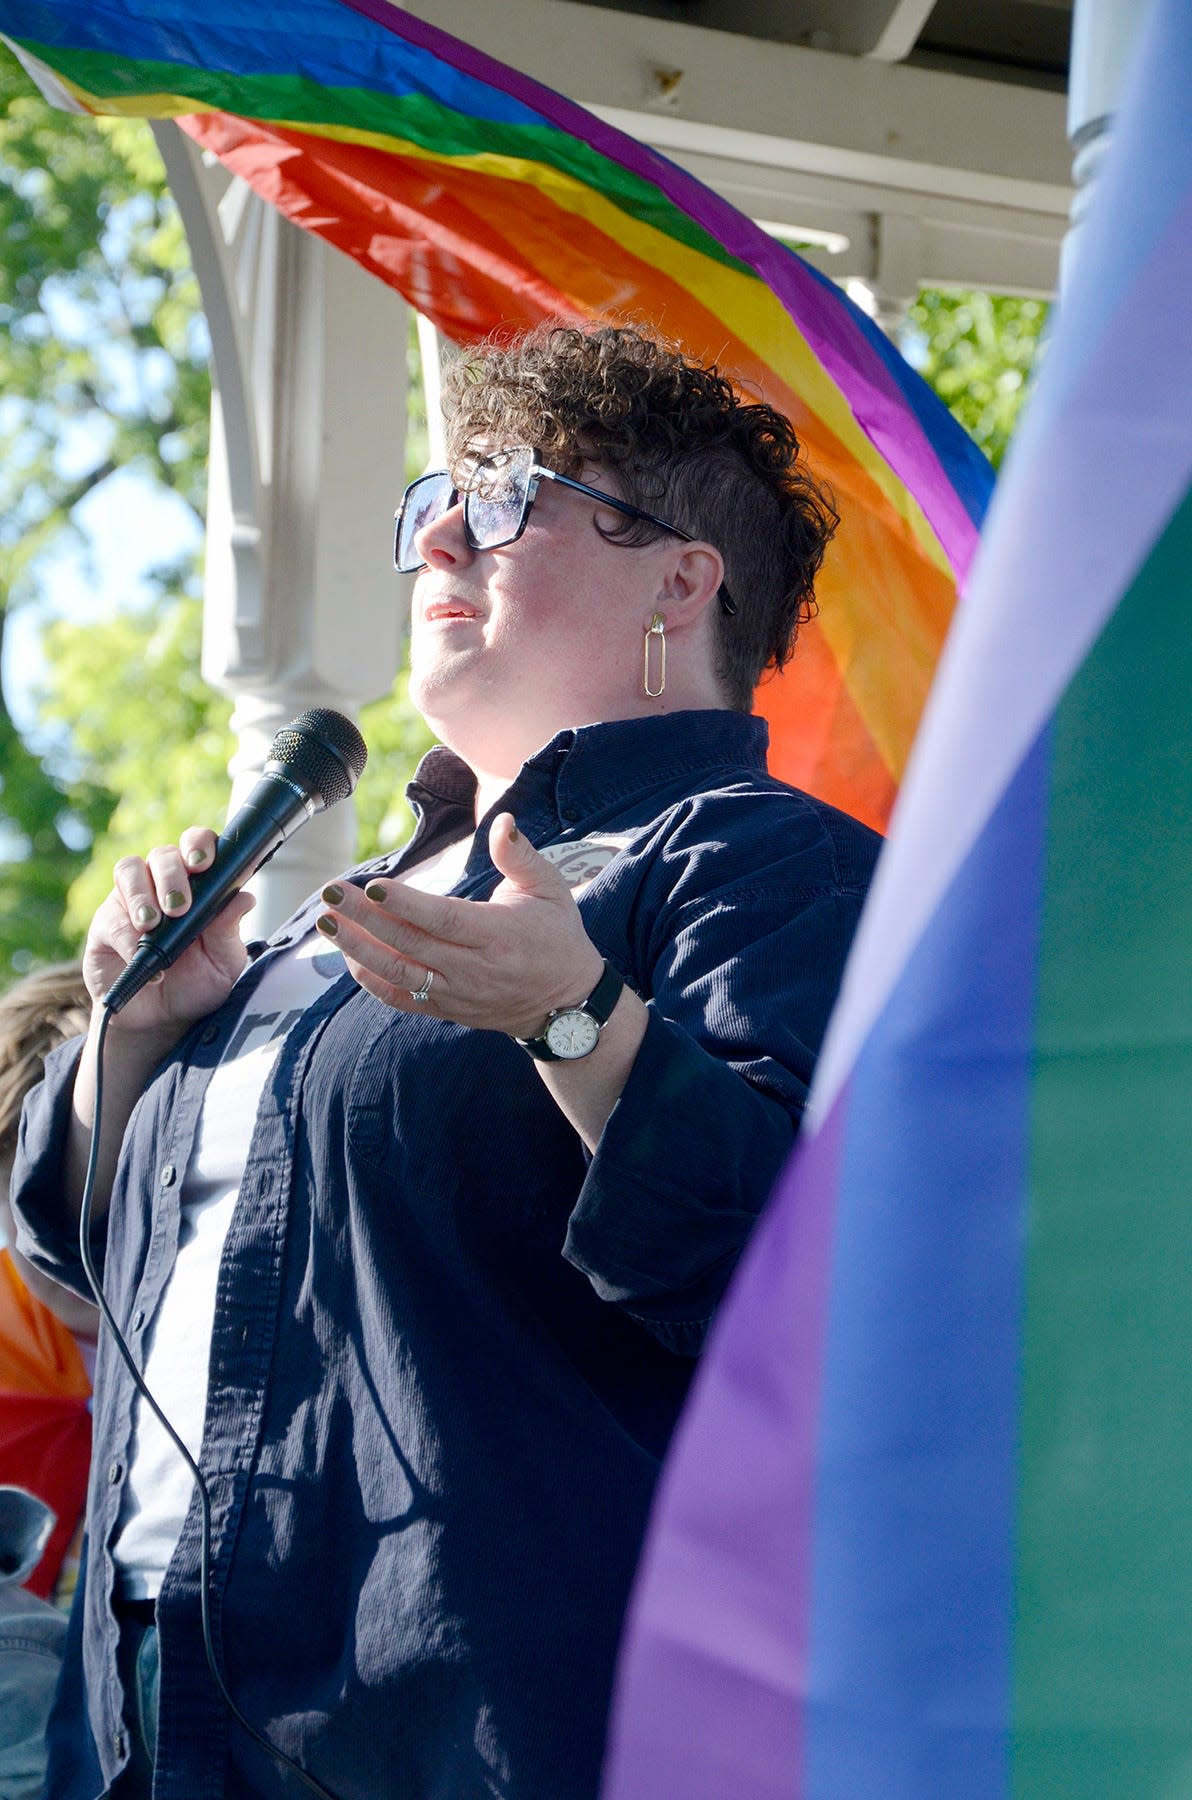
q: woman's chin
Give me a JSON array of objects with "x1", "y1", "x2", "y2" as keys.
[{"x1": 408, "y1": 662, "x2": 492, "y2": 751}]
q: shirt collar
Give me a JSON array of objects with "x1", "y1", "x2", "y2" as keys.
[{"x1": 401, "y1": 710, "x2": 769, "y2": 856}]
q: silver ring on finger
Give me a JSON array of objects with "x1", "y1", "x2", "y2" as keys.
[{"x1": 409, "y1": 969, "x2": 434, "y2": 1003}]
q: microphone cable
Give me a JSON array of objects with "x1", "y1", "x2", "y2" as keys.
[{"x1": 80, "y1": 995, "x2": 344, "y2": 1800}]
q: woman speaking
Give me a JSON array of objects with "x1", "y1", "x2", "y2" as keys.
[{"x1": 14, "y1": 323, "x2": 880, "y2": 1800}]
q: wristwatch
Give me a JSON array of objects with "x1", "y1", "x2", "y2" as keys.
[{"x1": 517, "y1": 961, "x2": 624, "y2": 1062}]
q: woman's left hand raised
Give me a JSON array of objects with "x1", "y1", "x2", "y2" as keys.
[{"x1": 314, "y1": 813, "x2": 607, "y2": 1041}]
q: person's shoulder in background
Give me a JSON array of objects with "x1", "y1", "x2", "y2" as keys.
[{"x1": 0, "y1": 1487, "x2": 69, "y2": 1800}]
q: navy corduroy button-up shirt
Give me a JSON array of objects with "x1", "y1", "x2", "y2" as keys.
[{"x1": 14, "y1": 710, "x2": 880, "y2": 1800}]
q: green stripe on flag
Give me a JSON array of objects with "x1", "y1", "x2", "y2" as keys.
[
  {"x1": 17, "y1": 40, "x2": 751, "y2": 274},
  {"x1": 1014, "y1": 483, "x2": 1192, "y2": 1796}
]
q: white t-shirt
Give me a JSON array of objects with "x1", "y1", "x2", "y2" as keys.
[{"x1": 113, "y1": 835, "x2": 472, "y2": 1599}]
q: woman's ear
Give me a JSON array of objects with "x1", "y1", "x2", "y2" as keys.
[{"x1": 656, "y1": 540, "x2": 725, "y2": 627}]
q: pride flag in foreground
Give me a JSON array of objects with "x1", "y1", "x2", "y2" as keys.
[
  {"x1": 604, "y1": 1, "x2": 1192, "y2": 1794},
  {"x1": 0, "y1": 0, "x2": 992, "y2": 831}
]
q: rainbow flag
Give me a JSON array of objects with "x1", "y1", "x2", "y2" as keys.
[
  {"x1": 603, "y1": 1, "x2": 1192, "y2": 1794},
  {"x1": 0, "y1": 0, "x2": 992, "y2": 831}
]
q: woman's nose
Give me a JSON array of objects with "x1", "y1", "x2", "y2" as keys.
[{"x1": 416, "y1": 496, "x2": 472, "y2": 567}]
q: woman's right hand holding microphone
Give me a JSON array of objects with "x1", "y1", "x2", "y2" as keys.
[{"x1": 83, "y1": 827, "x2": 255, "y2": 1043}]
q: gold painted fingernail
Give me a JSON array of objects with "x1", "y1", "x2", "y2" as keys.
[
  {"x1": 508, "y1": 823, "x2": 520, "y2": 842},
  {"x1": 316, "y1": 914, "x2": 339, "y2": 938},
  {"x1": 321, "y1": 883, "x2": 344, "y2": 906},
  {"x1": 185, "y1": 848, "x2": 207, "y2": 869},
  {"x1": 364, "y1": 880, "x2": 386, "y2": 903},
  {"x1": 164, "y1": 890, "x2": 186, "y2": 912},
  {"x1": 134, "y1": 904, "x2": 158, "y2": 928}
]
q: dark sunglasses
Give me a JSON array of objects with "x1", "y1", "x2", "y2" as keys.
[{"x1": 393, "y1": 444, "x2": 736, "y2": 616}]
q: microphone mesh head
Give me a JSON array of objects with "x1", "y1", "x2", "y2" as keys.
[{"x1": 268, "y1": 709, "x2": 368, "y2": 809}]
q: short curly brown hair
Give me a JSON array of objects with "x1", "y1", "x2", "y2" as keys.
[{"x1": 442, "y1": 322, "x2": 838, "y2": 711}]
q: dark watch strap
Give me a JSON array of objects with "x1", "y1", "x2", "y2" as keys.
[
  {"x1": 575, "y1": 960, "x2": 623, "y2": 1027},
  {"x1": 516, "y1": 961, "x2": 624, "y2": 1062}
]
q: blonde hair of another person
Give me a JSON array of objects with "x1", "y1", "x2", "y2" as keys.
[{"x1": 0, "y1": 963, "x2": 96, "y2": 1337}]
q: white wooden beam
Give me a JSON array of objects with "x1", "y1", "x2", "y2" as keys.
[
  {"x1": 643, "y1": 145, "x2": 1066, "y2": 297},
  {"x1": 866, "y1": 0, "x2": 938, "y2": 63},
  {"x1": 589, "y1": 103, "x2": 1069, "y2": 216}
]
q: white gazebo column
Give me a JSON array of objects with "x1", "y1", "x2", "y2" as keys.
[
  {"x1": 1061, "y1": 0, "x2": 1157, "y2": 294},
  {"x1": 869, "y1": 212, "x2": 924, "y2": 338},
  {"x1": 152, "y1": 124, "x2": 409, "y2": 934}
]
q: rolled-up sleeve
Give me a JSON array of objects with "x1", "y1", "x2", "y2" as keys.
[
  {"x1": 565, "y1": 1007, "x2": 797, "y2": 1353},
  {"x1": 564, "y1": 801, "x2": 875, "y2": 1352}
]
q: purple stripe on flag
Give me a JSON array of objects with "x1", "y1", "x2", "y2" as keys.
[
  {"x1": 603, "y1": 1092, "x2": 849, "y2": 1800},
  {"x1": 800, "y1": 725, "x2": 1049, "y2": 1797}
]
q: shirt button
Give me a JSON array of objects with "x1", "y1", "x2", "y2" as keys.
[
  {"x1": 107, "y1": 1460, "x2": 123, "y2": 1485},
  {"x1": 200, "y1": 1024, "x2": 219, "y2": 1045},
  {"x1": 133, "y1": 1310, "x2": 146, "y2": 1331},
  {"x1": 560, "y1": 805, "x2": 579, "y2": 823},
  {"x1": 113, "y1": 1730, "x2": 127, "y2": 1760},
  {"x1": 160, "y1": 1163, "x2": 176, "y2": 1188}
]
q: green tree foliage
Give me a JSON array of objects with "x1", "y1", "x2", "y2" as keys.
[
  {"x1": 900, "y1": 289, "x2": 1050, "y2": 470},
  {"x1": 36, "y1": 598, "x2": 233, "y2": 939},
  {"x1": 0, "y1": 43, "x2": 209, "y2": 977},
  {"x1": 0, "y1": 46, "x2": 430, "y2": 979}
]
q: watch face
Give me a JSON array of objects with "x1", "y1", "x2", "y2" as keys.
[{"x1": 543, "y1": 1007, "x2": 601, "y2": 1060}]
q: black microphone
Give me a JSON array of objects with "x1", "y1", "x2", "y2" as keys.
[{"x1": 102, "y1": 708, "x2": 368, "y2": 1015}]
